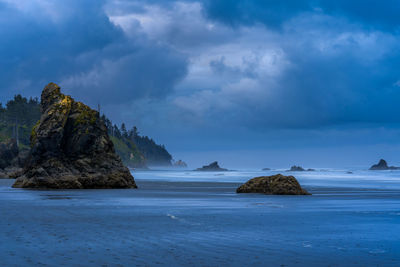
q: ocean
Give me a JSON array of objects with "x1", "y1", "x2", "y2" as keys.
[{"x1": 1, "y1": 169, "x2": 400, "y2": 266}]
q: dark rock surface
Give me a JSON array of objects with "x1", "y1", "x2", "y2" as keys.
[
  {"x1": 369, "y1": 159, "x2": 400, "y2": 170},
  {"x1": 195, "y1": 161, "x2": 228, "y2": 171},
  {"x1": 262, "y1": 168, "x2": 271, "y2": 171},
  {"x1": 0, "y1": 139, "x2": 28, "y2": 178},
  {"x1": 173, "y1": 160, "x2": 188, "y2": 168},
  {"x1": 0, "y1": 139, "x2": 19, "y2": 169},
  {"x1": 288, "y1": 165, "x2": 315, "y2": 172},
  {"x1": 289, "y1": 165, "x2": 305, "y2": 171},
  {"x1": 12, "y1": 83, "x2": 137, "y2": 189},
  {"x1": 236, "y1": 174, "x2": 310, "y2": 195}
]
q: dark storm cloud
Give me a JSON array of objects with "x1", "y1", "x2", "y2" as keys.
[
  {"x1": 164, "y1": 0, "x2": 400, "y2": 130},
  {"x1": 203, "y1": 0, "x2": 312, "y2": 28},
  {"x1": 261, "y1": 45, "x2": 400, "y2": 128},
  {"x1": 321, "y1": 0, "x2": 400, "y2": 31},
  {"x1": 63, "y1": 43, "x2": 188, "y2": 105},
  {"x1": 1, "y1": 0, "x2": 400, "y2": 135},
  {"x1": 203, "y1": 0, "x2": 400, "y2": 31},
  {"x1": 0, "y1": 0, "x2": 188, "y2": 106},
  {"x1": 0, "y1": 0, "x2": 120, "y2": 95}
]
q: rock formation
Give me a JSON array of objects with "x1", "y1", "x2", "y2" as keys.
[
  {"x1": 288, "y1": 165, "x2": 315, "y2": 172},
  {"x1": 369, "y1": 159, "x2": 400, "y2": 170},
  {"x1": 262, "y1": 168, "x2": 271, "y2": 171},
  {"x1": 195, "y1": 161, "x2": 228, "y2": 171},
  {"x1": 236, "y1": 174, "x2": 310, "y2": 195},
  {"x1": 173, "y1": 160, "x2": 187, "y2": 168},
  {"x1": 12, "y1": 83, "x2": 137, "y2": 189},
  {"x1": 0, "y1": 139, "x2": 19, "y2": 171},
  {"x1": 0, "y1": 139, "x2": 28, "y2": 178}
]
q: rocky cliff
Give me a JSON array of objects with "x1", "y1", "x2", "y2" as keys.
[
  {"x1": 0, "y1": 139, "x2": 28, "y2": 178},
  {"x1": 13, "y1": 83, "x2": 137, "y2": 189}
]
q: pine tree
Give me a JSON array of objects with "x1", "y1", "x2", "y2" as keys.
[
  {"x1": 121, "y1": 123, "x2": 127, "y2": 138},
  {"x1": 113, "y1": 124, "x2": 121, "y2": 138}
]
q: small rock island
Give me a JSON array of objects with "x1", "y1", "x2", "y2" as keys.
[
  {"x1": 173, "y1": 160, "x2": 188, "y2": 168},
  {"x1": 195, "y1": 161, "x2": 228, "y2": 171},
  {"x1": 236, "y1": 174, "x2": 310, "y2": 195},
  {"x1": 369, "y1": 159, "x2": 400, "y2": 170},
  {"x1": 288, "y1": 165, "x2": 315, "y2": 172},
  {"x1": 12, "y1": 83, "x2": 137, "y2": 189}
]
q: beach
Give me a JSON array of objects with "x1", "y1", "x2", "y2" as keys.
[{"x1": 1, "y1": 170, "x2": 400, "y2": 266}]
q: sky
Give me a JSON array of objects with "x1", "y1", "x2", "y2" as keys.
[{"x1": 1, "y1": 0, "x2": 400, "y2": 168}]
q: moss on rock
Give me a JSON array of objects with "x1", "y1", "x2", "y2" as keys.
[
  {"x1": 74, "y1": 102, "x2": 98, "y2": 126},
  {"x1": 236, "y1": 174, "x2": 310, "y2": 195},
  {"x1": 13, "y1": 83, "x2": 137, "y2": 189},
  {"x1": 30, "y1": 120, "x2": 40, "y2": 147}
]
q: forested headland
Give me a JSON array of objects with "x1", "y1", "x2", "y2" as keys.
[{"x1": 0, "y1": 94, "x2": 172, "y2": 168}]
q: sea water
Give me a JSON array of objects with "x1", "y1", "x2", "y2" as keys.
[{"x1": 1, "y1": 169, "x2": 400, "y2": 266}]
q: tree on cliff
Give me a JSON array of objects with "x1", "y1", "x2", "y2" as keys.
[
  {"x1": 0, "y1": 95, "x2": 40, "y2": 146},
  {"x1": 0, "y1": 93, "x2": 173, "y2": 167}
]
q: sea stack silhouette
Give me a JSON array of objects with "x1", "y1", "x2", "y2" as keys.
[
  {"x1": 288, "y1": 165, "x2": 315, "y2": 172},
  {"x1": 369, "y1": 159, "x2": 400, "y2": 170},
  {"x1": 12, "y1": 83, "x2": 137, "y2": 189},
  {"x1": 195, "y1": 161, "x2": 228, "y2": 171}
]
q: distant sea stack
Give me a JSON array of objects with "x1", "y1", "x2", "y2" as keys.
[
  {"x1": 195, "y1": 161, "x2": 228, "y2": 171},
  {"x1": 12, "y1": 83, "x2": 137, "y2": 189},
  {"x1": 173, "y1": 160, "x2": 187, "y2": 168},
  {"x1": 236, "y1": 174, "x2": 310, "y2": 195},
  {"x1": 288, "y1": 165, "x2": 315, "y2": 172},
  {"x1": 369, "y1": 159, "x2": 400, "y2": 170}
]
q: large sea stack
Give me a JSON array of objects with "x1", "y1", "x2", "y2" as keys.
[
  {"x1": 236, "y1": 174, "x2": 310, "y2": 195},
  {"x1": 12, "y1": 83, "x2": 137, "y2": 189}
]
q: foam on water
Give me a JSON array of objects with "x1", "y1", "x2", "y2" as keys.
[{"x1": 133, "y1": 168, "x2": 400, "y2": 190}]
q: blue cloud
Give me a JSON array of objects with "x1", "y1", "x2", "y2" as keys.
[
  {"x1": 203, "y1": 0, "x2": 400, "y2": 31},
  {"x1": 0, "y1": 1, "x2": 120, "y2": 93},
  {"x1": 203, "y1": 0, "x2": 311, "y2": 28},
  {"x1": 0, "y1": 0, "x2": 188, "y2": 105}
]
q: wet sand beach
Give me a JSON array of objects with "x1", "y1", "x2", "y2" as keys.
[{"x1": 1, "y1": 170, "x2": 400, "y2": 266}]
